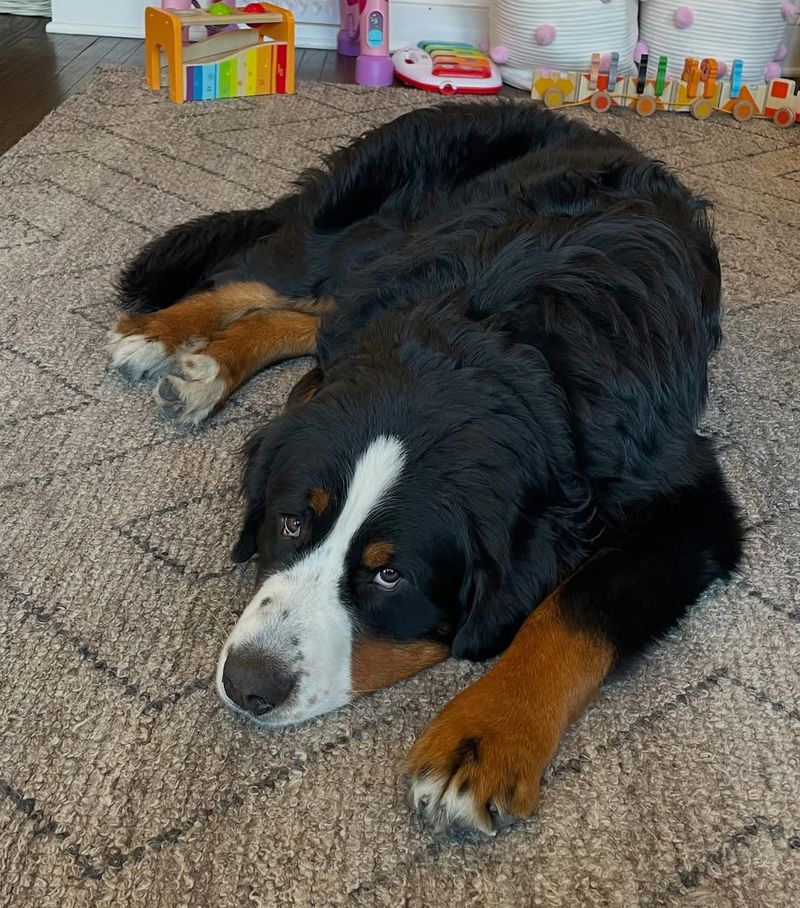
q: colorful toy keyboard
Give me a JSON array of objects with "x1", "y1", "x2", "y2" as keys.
[
  {"x1": 422, "y1": 41, "x2": 493, "y2": 79},
  {"x1": 392, "y1": 41, "x2": 503, "y2": 95}
]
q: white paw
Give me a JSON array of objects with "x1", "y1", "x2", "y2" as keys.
[
  {"x1": 154, "y1": 353, "x2": 226, "y2": 426},
  {"x1": 107, "y1": 331, "x2": 171, "y2": 381},
  {"x1": 409, "y1": 772, "x2": 498, "y2": 836}
]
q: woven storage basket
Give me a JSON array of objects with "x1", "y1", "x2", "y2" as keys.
[
  {"x1": 639, "y1": 0, "x2": 791, "y2": 83},
  {"x1": 0, "y1": 1, "x2": 51, "y2": 12},
  {"x1": 490, "y1": 0, "x2": 639, "y2": 91}
]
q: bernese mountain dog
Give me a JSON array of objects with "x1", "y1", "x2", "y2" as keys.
[{"x1": 109, "y1": 102, "x2": 742, "y2": 834}]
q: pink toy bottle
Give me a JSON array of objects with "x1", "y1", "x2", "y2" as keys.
[
  {"x1": 355, "y1": 0, "x2": 393, "y2": 86},
  {"x1": 162, "y1": 0, "x2": 194, "y2": 44},
  {"x1": 338, "y1": 0, "x2": 360, "y2": 56}
]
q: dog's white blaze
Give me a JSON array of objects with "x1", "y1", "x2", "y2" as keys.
[{"x1": 216, "y1": 435, "x2": 406, "y2": 725}]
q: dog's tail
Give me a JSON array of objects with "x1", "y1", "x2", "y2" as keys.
[{"x1": 115, "y1": 200, "x2": 296, "y2": 314}]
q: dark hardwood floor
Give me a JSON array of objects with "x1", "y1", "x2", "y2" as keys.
[{"x1": 0, "y1": 13, "x2": 522, "y2": 156}]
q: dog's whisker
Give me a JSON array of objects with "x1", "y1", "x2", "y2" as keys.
[{"x1": 191, "y1": 597, "x2": 231, "y2": 644}]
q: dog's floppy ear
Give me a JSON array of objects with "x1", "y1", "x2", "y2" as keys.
[
  {"x1": 284, "y1": 366, "x2": 324, "y2": 413},
  {"x1": 451, "y1": 508, "x2": 568, "y2": 661},
  {"x1": 231, "y1": 421, "x2": 288, "y2": 563},
  {"x1": 452, "y1": 566, "x2": 527, "y2": 661}
]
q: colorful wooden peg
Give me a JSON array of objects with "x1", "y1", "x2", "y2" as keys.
[
  {"x1": 655, "y1": 55, "x2": 668, "y2": 97},
  {"x1": 682, "y1": 57, "x2": 701, "y2": 99},
  {"x1": 730, "y1": 59, "x2": 743, "y2": 100},
  {"x1": 607, "y1": 51, "x2": 619, "y2": 91},
  {"x1": 589, "y1": 52, "x2": 601, "y2": 89},
  {"x1": 700, "y1": 58, "x2": 718, "y2": 99},
  {"x1": 636, "y1": 53, "x2": 649, "y2": 94}
]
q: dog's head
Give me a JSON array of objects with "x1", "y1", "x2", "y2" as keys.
[{"x1": 216, "y1": 316, "x2": 584, "y2": 727}]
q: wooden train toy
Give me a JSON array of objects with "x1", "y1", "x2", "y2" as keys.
[
  {"x1": 531, "y1": 53, "x2": 800, "y2": 128},
  {"x1": 145, "y1": 4, "x2": 295, "y2": 103}
]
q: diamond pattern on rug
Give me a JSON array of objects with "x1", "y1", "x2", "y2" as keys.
[{"x1": 0, "y1": 67, "x2": 798, "y2": 908}]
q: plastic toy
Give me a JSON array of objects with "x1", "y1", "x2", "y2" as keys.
[
  {"x1": 161, "y1": 0, "x2": 193, "y2": 44},
  {"x1": 145, "y1": 3, "x2": 295, "y2": 103},
  {"x1": 392, "y1": 42, "x2": 503, "y2": 96},
  {"x1": 334, "y1": 0, "x2": 393, "y2": 86},
  {"x1": 337, "y1": 0, "x2": 360, "y2": 56},
  {"x1": 161, "y1": 0, "x2": 236, "y2": 42},
  {"x1": 205, "y1": 1, "x2": 239, "y2": 35},
  {"x1": 530, "y1": 51, "x2": 800, "y2": 128},
  {"x1": 356, "y1": 0, "x2": 393, "y2": 87}
]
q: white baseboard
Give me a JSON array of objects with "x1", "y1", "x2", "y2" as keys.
[{"x1": 47, "y1": 20, "x2": 145, "y2": 38}]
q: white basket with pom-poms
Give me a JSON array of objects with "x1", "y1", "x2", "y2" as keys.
[
  {"x1": 638, "y1": 0, "x2": 797, "y2": 83},
  {"x1": 487, "y1": 0, "x2": 639, "y2": 91}
]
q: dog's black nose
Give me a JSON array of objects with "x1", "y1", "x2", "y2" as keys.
[{"x1": 222, "y1": 649, "x2": 297, "y2": 717}]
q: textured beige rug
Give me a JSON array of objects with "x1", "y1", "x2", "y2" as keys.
[{"x1": 1, "y1": 67, "x2": 799, "y2": 907}]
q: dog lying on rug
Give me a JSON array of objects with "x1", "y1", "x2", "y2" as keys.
[{"x1": 108, "y1": 103, "x2": 742, "y2": 834}]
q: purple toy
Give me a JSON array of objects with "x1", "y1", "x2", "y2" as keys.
[
  {"x1": 338, "y1": 0, "x2": 360, "y2": 56},
  {"x1": 336, "y1": 0, "x2": 393, "y2": 86},
  {"x1": 356, "y1": 0, "x2": 393, "y2": 86},
  {"x1": 162, "y1": 0, "x2": 194, "y2": 43}
]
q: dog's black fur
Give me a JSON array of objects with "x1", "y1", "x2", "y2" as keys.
[{"x1": 118, "y1": 103, "x2": 742, "y2": 665}]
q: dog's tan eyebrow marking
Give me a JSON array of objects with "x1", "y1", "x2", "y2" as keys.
[
  {"x1": 362, "y1": 541, "x2": 395, "y2": 569},
  {"x1": 309, "y1": 487, "x2": 330, "y2": 515}
]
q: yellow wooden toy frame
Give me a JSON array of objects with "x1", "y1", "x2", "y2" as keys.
[{"x1": 145, "y1": 4, "x2": 296, "y2": 103}]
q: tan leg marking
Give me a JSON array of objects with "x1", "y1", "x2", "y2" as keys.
[
  {"x1": 407, "y1": 592, "x2": 614, "y2": 834},
  {"x1": 154, "y1": 309, "x2": 320, "y2": 425},
  {"x1": 107, "y1": 281, "x2": 324, "y2": 381},
  {"x1": 351, "y1": 637, "x2": 450, "y2": 694}
]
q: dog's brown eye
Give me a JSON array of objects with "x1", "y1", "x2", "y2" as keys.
[
  {"x1": 281, "y1": 515, "x2": 303, "y2": 538},
  {"x1": 375, "y1": 567, "x2": 400, "y2": 590}
]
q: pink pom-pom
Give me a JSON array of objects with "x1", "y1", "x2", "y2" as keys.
[
  {"x1": 633, "y1": 40, "x2": 649, "y2": 64},
  {"x1": 675, "y1": 6, "x2": 694, "y2": 27},
  {"x1": 775, "y1": 42, "x2": 788, "y2": 61},
  {"x1": 478, "y1": 36, "x2": 490, "y2": 53},
  {"x1": 489, "y1": 45, "x2": 509, "y2": 64},
  {"x1": 780, "y1": 3, "x2": 798, "y2": 20},
  {"x1": 716, "y1": 60, "x2": 728, "y2": 77},
  {"x1": 534, "y1": 24, "x2": 557, "y2": 46},
  {"x1": 763, "y1": 61, "x2": 782, "y2": 81}
]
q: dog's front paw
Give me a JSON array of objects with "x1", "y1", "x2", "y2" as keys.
[
  {"x1": 407, "y1": 673, "x2": 553, "y2": 835},
  {"x1": 154, "y1": 352, "x2": 227, "y2": 426},
  {"x1": 106, "y1": 329, "x2": 172, "y2": 381}
]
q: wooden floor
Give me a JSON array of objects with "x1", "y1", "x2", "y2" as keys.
[
  {"x1": 0, "y1": 14, "x2": 524, "y2": 156},
  {"x1": 0, "y1": 15, "x2": 349, "y2": 155}
]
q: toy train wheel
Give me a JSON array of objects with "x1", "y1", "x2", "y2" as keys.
[
  {"x1": 690, "y1": 98, "x2": 714, "y2": 120},
  {"x1": 773, "y1": 107, "x2": 795, "y2": 129},
  {"x1": 542, "y1": 87, "x2": 565, "y2": 109},
  {"x1": 590, "y1": 91, "x2": 612, "y2": 113},
  {"x1": 732, "y1": 99, "x2": 755, "y2": 122},
  {"x1": 635, "y1": 95, "x2": 657, "y2": 118}
]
